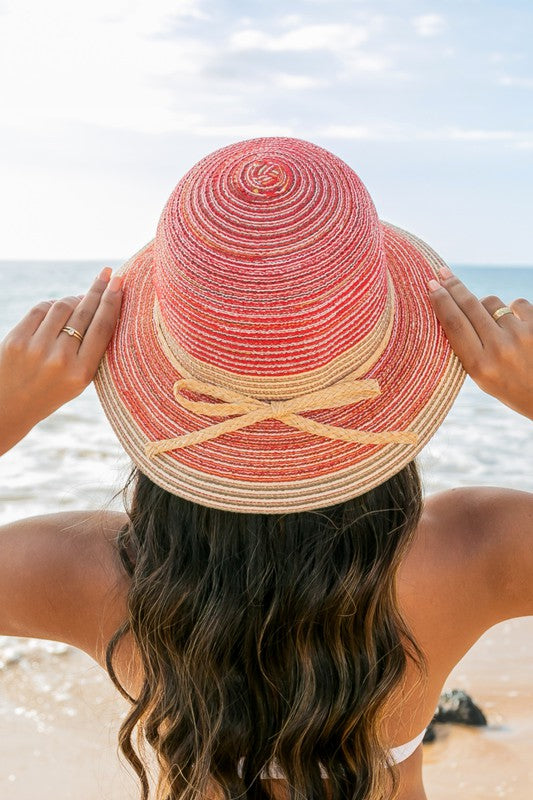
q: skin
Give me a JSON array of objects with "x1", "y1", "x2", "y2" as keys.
[{"x1": 1, "y1": 265, "x2": 533, "y2": 799}]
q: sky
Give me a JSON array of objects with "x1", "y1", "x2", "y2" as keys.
[{"x1": 1, "y1": 0, "x2": 532, "y2": 264}]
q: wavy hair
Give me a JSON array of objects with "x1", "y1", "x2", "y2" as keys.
[{"x1": 105, "y1": 459, "x2": 427, "y2": 800}]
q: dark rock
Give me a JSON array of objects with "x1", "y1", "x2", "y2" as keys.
[{"x1": 433, "y1": 689, "x2": 487, "y2": 726}]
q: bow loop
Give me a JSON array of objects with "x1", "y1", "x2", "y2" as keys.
[{"x1": 144, "y1": 375, "x2": 418, "y2": 459}]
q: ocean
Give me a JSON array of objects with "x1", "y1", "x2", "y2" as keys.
[{"x1": 0, "y1": 262, "x2": 532, "y2": 696}]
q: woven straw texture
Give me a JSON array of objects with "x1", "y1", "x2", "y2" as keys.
[{"x1": 94, "y1": 136, "x2": 465, "y2": 513}]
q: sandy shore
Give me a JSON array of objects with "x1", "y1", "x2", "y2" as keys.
[
  {"x1": 423, "y1": 615, "x2": 533, "y2": 798},
  {"x1": 1, "y1": 617, "x2": 532, "y2": 800}
]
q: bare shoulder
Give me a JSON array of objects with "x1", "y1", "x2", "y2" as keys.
[
  {"x1": 0, "y1": 508, "x2": 130, "y2": 657},
  {"x1": 413, "y1": 486, "x2": 533, "y2": 624}
]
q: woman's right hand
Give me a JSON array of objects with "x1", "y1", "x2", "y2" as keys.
[{"x1": 428, "y1": 266, "x2": 533, "y2": 421}]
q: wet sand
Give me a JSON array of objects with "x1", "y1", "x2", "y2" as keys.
[{"x1": 1, "y1": 617, "x2": 532, "y2": 799}]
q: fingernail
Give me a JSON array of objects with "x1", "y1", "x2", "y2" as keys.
[
  {"x1": 99, "y1": 266, "x2": 112, "y2": 281},
  {"x1": 108, "y1": 275, "x2": 123, "y2": 292},
  {"x1": 438, "y1": 266, "x2": 453, "y2": 280},
  {"x1": 428, "y1": 279, "x2": 440, "y2": 292}
]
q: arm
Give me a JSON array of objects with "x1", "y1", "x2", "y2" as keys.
[
  {"x1": 428, "y1": 267, "x2": 533, "y2": 622},
  {"x1": 0, "y1": 268, "x2": 124, "y2": 651},
  {"x1": 423, "y1": 485, "x2": 533, "y2": 625},
  {"x1": 0, "y1": 510, "x2": 128, "y2": 652},
  {"x1": 462, "y1": 486, "x2": 533, "y2": 622}
]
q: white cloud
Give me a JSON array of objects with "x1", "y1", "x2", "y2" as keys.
[
  {"x1": 340, "y1": 53, "x2": 393, "y2": 75},
  {"x1": 228, "y1": 21, "x2": 396, "y2": 78},
  {"x1": 279, "y1": 14, "x2": 303, "y2": 27},
  {"x1": 445, "y1": 127, "x2": 533, "y2": 148},
  {"x1": 315, "y1": 123, "x2": 533, "y2": 149},
  {"x1": 229, "y1": 23, "x2": 369, "y2": 53},
  {"x1": 498, "y1": 75, "x2": 533, "y2": 88},
  {"x1": 189, "y1": 123, "x2": 296, "y2": 138},
  {"x1": 317, "y1": 124, "x2": 378, "y2": 139},
  {"x1": 273, "y1": 73, "x2": 330, "y2": 90},
  {"x1": 412, "y1": 14, "x2": 447, "y2": 37},
  {"x1": 489, "y1": 51, "x2": 527, "y2": 64},
  {"x1": 447, "y1": 127, "x2": 521, "y2": 141}
]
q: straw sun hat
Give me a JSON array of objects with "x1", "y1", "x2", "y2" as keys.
[{"x1": 94, "y1": 136, "x2": 465, "y2": 514}]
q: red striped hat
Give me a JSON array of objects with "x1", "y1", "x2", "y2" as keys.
[{"x1": 94, "y1": 136, "x2": 465, "y2": 513}]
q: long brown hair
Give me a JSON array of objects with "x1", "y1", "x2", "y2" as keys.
[{"x1": 105, "y1": 458, "x2": 426, "y2": 800}]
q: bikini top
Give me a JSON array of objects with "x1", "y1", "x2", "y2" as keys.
[{"x1": 236, "y1": 727, "x2": 427, "y2": 779}]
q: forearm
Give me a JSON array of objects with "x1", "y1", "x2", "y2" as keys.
[
  {"x1": 0, "y1": 403, "x2": 37, "y2": 456},
  {"x1": 0, "y1": 269, "x2": 122, "y2": 460}
]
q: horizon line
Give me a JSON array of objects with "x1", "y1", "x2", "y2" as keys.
[{"x1": 0, "y1": 259, "x2": 533, "y2": 269}]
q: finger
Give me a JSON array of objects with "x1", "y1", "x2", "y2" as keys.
[
  {"x1": 32, "y1": 296, "x2": 83, "y2": 345},
  {"x1": 509, "y1": 296, "x2": 533, "y2": 322},
  {"x1": 77, "y1": 274, "x2": 124, "y2": 377},
  {"x1": 427, "y1": 280, "x2": 484, "y2": 373},
  {"x1": 55, "y1": 267, "x2": 112, "y2": 343},
  {"x1": 436, "y1": 268, "x2": 502, "y2": 342},
  {"x1": 479, "y1": 294, "x2": 523, "y2": 328},
  {"x1": 6, "y1": 300, "x2": 56, "y2": 339}
]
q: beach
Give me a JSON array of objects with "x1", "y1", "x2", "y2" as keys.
[
  {"x1": 2, "y1": 617, "x2": 533, "y2": 799},
  {"x1": 1, "y1": 262, "x2": 532, "y2": 798}
]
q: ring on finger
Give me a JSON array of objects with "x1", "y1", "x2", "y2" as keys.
[
  {"x1": 60, "y1": 325, "x2": 85, "y2": 343},
  {"x1": 492, "y1": 306, "x2": 514, "y2": 322}
]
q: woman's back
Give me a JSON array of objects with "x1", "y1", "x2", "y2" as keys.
[
  {"x1": 2, "y1": 481, "x2": 526, "y2": 799},
  {"x1": 97, "y1": 483, "x2": 533, "y2": 798}
]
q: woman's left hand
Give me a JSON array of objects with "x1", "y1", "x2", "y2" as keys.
[{"x1": 0, "y1": 267, "x2": 123, "y2": 455}]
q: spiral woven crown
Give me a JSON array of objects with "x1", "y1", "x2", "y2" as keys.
[{"x1": 153, "y1": 137, "x2": 389, "y2": 384}]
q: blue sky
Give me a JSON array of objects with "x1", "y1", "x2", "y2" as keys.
[{"x1": 1, "y1": 0, "x2": 532, "y2": 263}]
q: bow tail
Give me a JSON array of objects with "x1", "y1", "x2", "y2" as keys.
[
  {"x1": 284, "y1": 413, "x2": 419, "y2": 445},
  {"x1": 145, "y1": 409, "x2": 419, "y2": 459},
  {"x1": 144, "y1": 407, "x2": 271, "y2": 459}
]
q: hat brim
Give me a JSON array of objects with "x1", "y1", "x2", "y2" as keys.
[{"x1": 94, "y1": 221, "x2": 465, "y2": 513}]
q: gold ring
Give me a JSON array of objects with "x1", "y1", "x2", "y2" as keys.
[
  {"x1": 60, "y1": 325, "x2": 84, "y2": 343},
  {"x1": 491, "y1": 306, "x2": 514, "y2": 321}
]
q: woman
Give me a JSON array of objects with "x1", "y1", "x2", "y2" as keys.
[{"x1": 0, "y1": 137, "x2": 532, "y2": 800}]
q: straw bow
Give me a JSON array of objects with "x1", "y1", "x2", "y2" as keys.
[{"x1": 144, "y1": 375, "x2": 419, "y2": 459}]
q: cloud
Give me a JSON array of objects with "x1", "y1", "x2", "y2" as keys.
[
  {"x1": 170, "y1": 122, "x2": 296, "y2": 138},
  {"x1": 315, "y1": 123, "x2": 533, "y2": 149},
  {"x1": 227, "y1": 21, "x2": 396, "y2": 79},
  {"x1": 339, "y1": 53, "x2": 393, "y2": 75},
  {"x1": 272, "y1": 73, "x2": 330, "y2": 89},
  {"x1": 446, "y1": 127, "x2": 522, "y2": 141},
  {"x1": 498, "y1": 75, "x2": 533, "y2": 88},
  {"x1": 412, "y1": 14, "x2": 447, "y2": 37},
  {"x1": 279, "y1": 14, "x2": 303, "y2": 27},
  {"x1": 316, "y1": 124, "x2": 379, "y2": 139},
  {"x1": 228, "y1": 23, "x2": 369, "y2": 53},
  {"x1": 443, "y1": 127, "x2": 533, "y2": 148}
]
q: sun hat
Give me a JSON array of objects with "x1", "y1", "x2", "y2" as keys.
[{"x1": 93, "y1": 136, "x2": 465, "y2": 514}]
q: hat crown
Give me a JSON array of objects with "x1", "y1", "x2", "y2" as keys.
[{"x1": 153, "y1": 136, "x2": 389, "y2": 378}]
